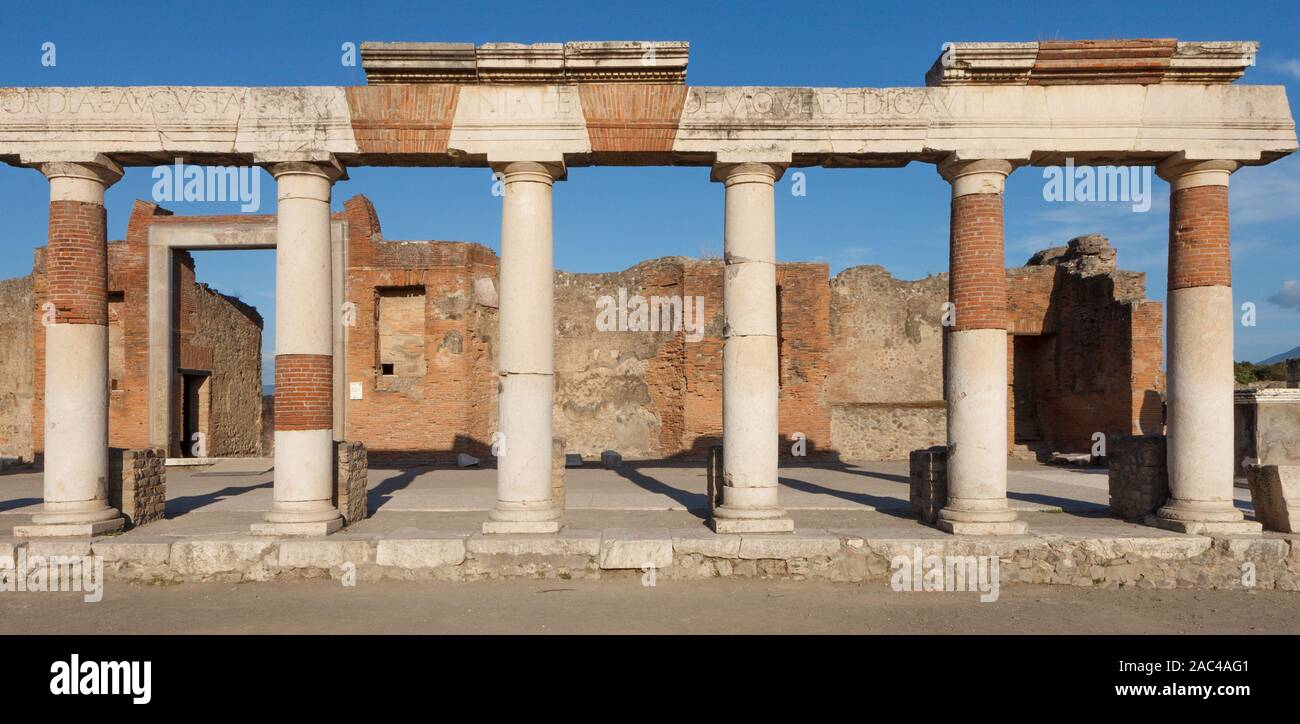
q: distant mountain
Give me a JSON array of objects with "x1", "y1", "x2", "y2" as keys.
[{"x1": 1259, "y1": 346, "x2": 1300, "y2": 365}]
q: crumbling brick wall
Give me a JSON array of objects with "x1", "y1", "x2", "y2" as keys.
[
  {"x1": 29, "y1": 200, "x2": 265, "y2": 458},
  {"x1": 0, "y1": 275, "x2": 34, "y2": 463}
]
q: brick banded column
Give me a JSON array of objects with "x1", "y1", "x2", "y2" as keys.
[
  {"x1": 256, "y1": 158, "x2": 345, "y2": 536},
  {"x1": 484, "y1": 161, "x2": 564, "y2": 535},
  {"x1": 17, "y1": 155, "x2": 125, "y2": 537},
  {"x1": 709, "y1": 162, "x2": 794, "y2": 534},
  {"x1": 1152, "y1": 155, "x2": 1259, "y2": 534},
  {"x1": 935, "y1": 157, "x2": 1026, "y2": 536}
]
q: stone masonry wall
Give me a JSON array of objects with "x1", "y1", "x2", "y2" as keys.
[
  {"x1": 190, "y1": 283, "x2": 264, "y2": 457},
  {"x1": 1107, "y1": 435, "x2": 1169, "y2": 522},
  {"x1": 108, "y1": 447, "x2": 166, "y2": 528},
  {"x1": 334, "y1": 441, "x2": 368, "y2": 526},
  {"x1": 0, "y1": 275, "x2": 34, "y2": 462}
]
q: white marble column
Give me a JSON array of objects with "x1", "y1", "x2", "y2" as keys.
[
  {"x1": 484, "y1": 161, "x2": 564, "y2": 535},
  {"x1": 935, "y1": 157, "x2": 1026, "y2": 536},
  {"x1": 1152, "y1": 154, "x2": 1260, "y2": 534},
  {"x1": 253, "y1": 158, "x2": 346, "y2": 536},
  {"x1": 709, "y1": 162, "x2": 794, "y2": 534},
  {"x1": 16, "y1": 154, "x2": 125, "y2": 537}
]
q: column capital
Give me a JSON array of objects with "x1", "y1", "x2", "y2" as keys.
[
  {"x1": 937, "y1": 156, "x2": 1018, "y2": 197},
  {"x1": 255, "y1": 153, "x2": 347, "y2": 182},
  {"x1": 490, "y1": 160, "x2": 566, "y2": 183},
  {"x1": 1156, "y1": 152, "x2": 1238, "y2": 190},
  {"x1": 711, "y1": 161, "x2": 786, "y2": 185},
  {"x1": 22, "y1": 152, "x2": 124, "y2": 188}
]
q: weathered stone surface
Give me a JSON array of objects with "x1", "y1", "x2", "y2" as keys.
[
  {"x1": 92, "y1": 541, "x2": 170, "y2": 565},
  {"x1": 738, "y1": 533, "x2": 841, "y2": 560},
  {"x1": 466, "y1": 531, "x2": 601, "y2": 557},
  {"x1": 169, "y1": 539, "x2": 276, "y2": 577},
  {"x1": 1108, "y1": 435, "x2": 1169, "y2": 521},
  {"x1": 671, "y1": 530, "x2": 741, "y2": 558},
  {"x1": 599, "y1": 529, "x2": 672, "y2": 569},
  {"x1": 375, "y1": 538, "x2": 467, "y2": 568},
  {"x1": 910, "y1": 446, "x2": 948, "y2": 524},
  {"x1": 332, "y1": 441, "x2": 369, "y2": 526},
  {"x1": 278, "y1": 539, "x2": 374, "y2": 568},
  {"x1": 1246, "y1": 464, "x2": 1300, "y2": 533}
]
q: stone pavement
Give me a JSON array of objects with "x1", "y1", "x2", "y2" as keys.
[{"x1": 2, "y1": 459, "x2": 1296, "y2": 590}]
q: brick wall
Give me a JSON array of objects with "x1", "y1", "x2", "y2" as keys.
[
  {"x1": 30, "y1": 200, "x2": 264, "y2": 458},
  {"x1": 109, "y1": 447, "x2": 166, "y2": 528}
]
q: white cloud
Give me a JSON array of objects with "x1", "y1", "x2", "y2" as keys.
[
  {"x1": 1267, "y1": 279, "x2": 1300, "y2": 309},
  {"x1": 1265, "y1": 57, "x2": 1300, "y2": 80}
]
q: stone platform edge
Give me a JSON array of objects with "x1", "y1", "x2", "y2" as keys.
[{"x1": 2, "y1": 530, "x2": 1298, "y2": 590}]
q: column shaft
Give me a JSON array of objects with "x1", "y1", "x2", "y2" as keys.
[
  {"x1": 257, "y1": 161, "x2": 344, "y2": 535},
  {"x1": 710, "y1": 162, "x2": 793, "y2": 534},
  {"x1": 18, "y1": 157, "x2": 126, "y2": 537},
  {"x1": 485, "y1": 161, "x2": 563, "y2": 534},
  {"x1": 936, "y1": 158, "x2": 1026, "y2": 536},
  {"x1": 1153, "y1": 156, "x2": 1258, "y2": 534}
]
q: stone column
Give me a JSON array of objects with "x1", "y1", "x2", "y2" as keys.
[
  {"x1": 253, "y1": 158, "x2": 346, "y2": 536},
  {"x1": 1153, "y1": 154, "x2": 1260, "y2": 534},
  {"x1": 709, "y1": 162, "x2": 793, "y2": 534},
  {"x1": 935, "y1": 157, "x2": 1026, "y2": 535},
  {"x1": 16, "y1": 154, "x2": 126, "y2": 537},
  {"x1": 484, "y1": 161, "x2": 564, "y2": 535}
]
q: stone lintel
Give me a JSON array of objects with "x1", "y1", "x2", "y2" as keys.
[
  {"x1": 927, "y1": 39, "x2": 1259, "y2": 86},
  {"x1": 362, "y1": 40, "x2": 690, "y2": 85}
]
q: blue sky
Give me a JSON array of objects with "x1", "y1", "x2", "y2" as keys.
[{"x1": 1, "y1": 0, "x2": 1297, "y2": 387}]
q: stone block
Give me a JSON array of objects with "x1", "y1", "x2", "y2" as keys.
[
  {"x1": 169, "y1": 539, "x2": 276, "y2": 576},
  {"x1": 1108, "y1": 435, "x2": 1169, "y2": 522},
  {"x1": 709, "y1": 517, "x2": 795, "y2": 534},
  {"x1": 375, "y1": 538, "x2": 467, "y2": 568},
  {"x1": 334, "y1": 441, "x2": 369, "y2": 526},
  {"x1": 456, "y1": 453, "x2": 480, "y2": 467},
  {"x1": 1245, "y1": 464, "x2": 1300, "y2": 533},
  {"x1": 278, "y1": 539, "x2": 375, "y2": 568},
  {"x1": 109, "y1": 447, "x2": 166, "y2": 528},
  {"x1": 600, "y1": 450, "x2": 622, "y2": 469},
  {"x1": 671, "y1": 530, "x2": 741, "y2": 558},
  {"x1": 92, "y1": 541, "x2": 170, "y2": 565},
  {"x1": 738, "y1": 533, "x2": 841, "y2": 560},
  {"x1": 599, "y1": 529, "x2": 672, "y2": 570},
  {"x1": 26, "y1": 540, "x2": 93, "y2": 558},
  {"x1": 466, "y1": 530, "x2": 601, "y2": 557},
  {"x1": 909, "y1": 446, "x2": 947, "y2": 524},
  {"x1": 564, "y1": 453, "x2": 583, "y2": 468},
  {"x1": 481, "y1": 520, "x2": 562, "y2": 535},
  {"x1": 250, "y1": 519, "x2": 344, "y2": 537}
]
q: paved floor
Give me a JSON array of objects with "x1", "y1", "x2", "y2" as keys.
[
  {"x1": 0, "y1": 578, "x2": 1294, "y2": 634},
  {"x1": 0, "y1": 458, "x2": 1258, "y2": 541}
]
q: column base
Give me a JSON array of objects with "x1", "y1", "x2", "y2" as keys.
[
  {"x1": 936, "y1": 503, "x2": 1027, "y2": 536},
  {"x1": 935, "y1": 519, "x2": 1028, "y2": 536},
  {"x1": 14, "y1": 518, "x2": 124, "y2": 538},
  {"x1": 709, "y1": 505, "x2": 794, "y2": 534},
  {"x1": 482, "y1": 502, "x2": 562, "y2": 535},
  {"x1": 250, "y1": 519, "x2": 344, "y2": 537},
  {"x1": 1144, "y1": 515, "x2": 1262, "y2": 536}
]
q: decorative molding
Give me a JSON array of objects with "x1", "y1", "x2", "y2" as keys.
[
  {"x1": 927, "y1": 39, "x2": 1258, "y2": 86},
  {"x1": 361, "y1": 41, "x2": 689, "y2": 84}
]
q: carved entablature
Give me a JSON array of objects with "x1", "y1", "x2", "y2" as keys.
[{"x1": 361, "y1": 41, "x2": 690, "y2": 85}]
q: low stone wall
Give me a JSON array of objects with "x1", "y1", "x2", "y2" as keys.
[
  {"x1": 831, "y1": 403, "x2": 945, "y2": 461},
  {"x1": 552, "y1": 438, "x2": 566, "y2": 509},
  {"x1": 1108, "y1": 435, "x2": 1168, "y2": 522},
  {"x1": 334, "y1": 442, "x2": 368, "y2": 526},
  {"x1": 109, "y1": 448, "x2": 166, "y2": 528},
  {"x1": 20, "y1": 530, "x2": 1297, "y2": 591},
  {"x1": 909, "y1": 446, "x2": 947, "y2": 524}
]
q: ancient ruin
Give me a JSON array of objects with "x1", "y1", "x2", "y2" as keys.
[{"x1": 0, "y1": 38, "x2": 1295, "y2": 544}]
